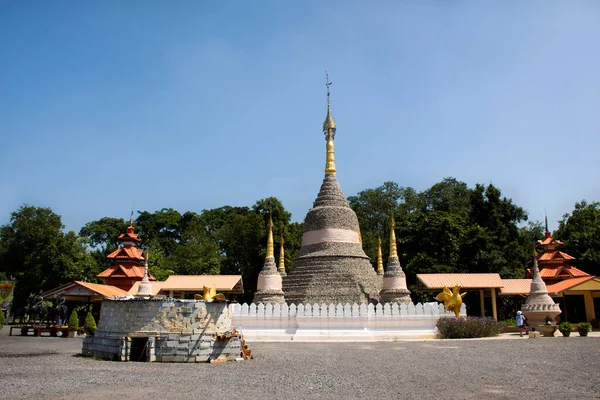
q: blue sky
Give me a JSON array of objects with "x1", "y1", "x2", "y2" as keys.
[{"x1": 1, "y1": 1, "x2": 599, "y2": 233}]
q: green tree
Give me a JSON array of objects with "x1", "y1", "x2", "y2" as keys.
[
  {"x1": 555, "y1": 200, "x2": 600, "y2": 276},
  {"x1": 0, "y1": 205, "x2": 97, "y2": 312},
  {"x1": 79, "y1": 217, "x2": 129, "y2": 253},
  {"x1": 136, "y1": 208, "x2": 183, "y2": 256}
]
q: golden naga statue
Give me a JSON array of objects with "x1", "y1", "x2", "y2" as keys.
[
  {"x1": 194, "y1": 285, "x2": 226, "y2": 302},
  {"x1": 435, "y1": 285, "x2": 467, "y2": 318}
]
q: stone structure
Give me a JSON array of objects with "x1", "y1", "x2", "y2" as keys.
[
  {"x1": 379, "y1": 215, "x2": 411, "y2": 304},
  {"x1": 282, "y1": 80, "x2": 381, "y2": 305},
  {"x1": 82, "y1": 298, "x2": 248, "y2": 362},
  {"x1": 278, "y1": 235, "x2": 287, "y2": 277},
  {"x1": 97, "y1": 216, "x2": 155, "y2": 291},
  {"x1": 135, "y1": 255, "x2": 153, "y2": 297},
  {"x1": 253, "y1": 216, "x2": 285, "y2": 304},
  {"x1": 521, "y1": 256, "x2": 561, "y2": 327}
]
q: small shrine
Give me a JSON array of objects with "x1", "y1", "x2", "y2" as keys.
[
  {"x1": 253, "y1": 216, "x2": 285, "y2": 304},
  {"x1": 379, "y1": 214, "x2": 411, "y2": 304},
  {"x1": 96, "y1": 222, "x2": 155, "y2": 291},
  {"x1": 521, "y1": 255, "x2": 561, "y2": 329}
]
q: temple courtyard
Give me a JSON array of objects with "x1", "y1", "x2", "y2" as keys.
[{"x1": 1, "y1": 327, "x2": 598, "y2": 400}]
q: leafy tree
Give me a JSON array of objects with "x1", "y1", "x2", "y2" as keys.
[
  {"x1": 0, "y1": 205, "x2": 96, "y2": 312},
  {"x1": 79, "y1": 217, "x2": 129, "y2": 252},
  {"x1": 555, "y1": 200, "x2": 600, "y2": 275},
  {"x1": 136, "y1": 208, "x2": 183, "y2": 256},
  {"x1": 68, "y1": 309, "x2": 79, "y2": 330},
  {"x1": 84, "y1": 310, "x2": 97, "y2": 334}
]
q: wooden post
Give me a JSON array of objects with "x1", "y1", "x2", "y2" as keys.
[
  {"x1": 584, "y1": 291, "x2": 595, "y2": 322},
  {"x1": 491, "y1": 288, "x2": 498, "y2": 321},
  {"x1": 480, "y1": 290, "x2": 485, "y2": 317}
]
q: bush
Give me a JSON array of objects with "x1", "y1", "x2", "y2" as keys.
[
  {"x1": 577, "y1": 322, "x2": 592, "y2": 332},
  {"x1": 499, "y1": 318, "x2": 516, "y2": 327},
  {"x1": 436, "y1": 317, "x2": 501, "y2": 339},
  {"x1": 84, "y1": 311, "x2": 97, "y2": 335},
  {"x1": 558, "y1": 321, "x2": 572, "y2": 334},
  {"x1": 0, "y1": 310, "x2": 5, "y2": 328},
  {"x1": 68, "y1": 310, "x2": 79, "y2": 330}
]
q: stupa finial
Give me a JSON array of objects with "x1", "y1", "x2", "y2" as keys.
[
  {"x1": 377, "y1": 235, "x2": 384, "y2": 274},
  {"x1": 544, "y1": 208, "x2": 549, "y2": 233},
  {"x1": 389, "y1": 211, "x2": 398, "y2": 259},
  {"x1": 323, "y1": 71, "x2": 337, "y2": 175},
  {"x1": 278, "y1": 235, "x2": 285, "y2": 273},
  {"x1": 266, "y1": 214, "x2": 275, "y2": 259}
]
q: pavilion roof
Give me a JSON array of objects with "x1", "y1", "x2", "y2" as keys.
[
  {"x1": 546, "y1": 276, "x2": 598, "y2": 293},
  {"x1": 537, "y1": 251, "x2": 575, "y2": 262},
  {"x1": 525, "y1": 265, "x2": 590, "y2": 279},
  {"x1": 416, "y1": 273, "x2": 504, "y2": 289},
  {"x1": 498, "y1": 279, "x2": 533, "y2": 295},
  {"x1": 127, "y1": 275, "x2": 244, "y2": 296}
]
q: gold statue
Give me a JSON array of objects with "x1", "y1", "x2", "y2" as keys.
[
  {"x1": 194, "y1": 285, "x2": 226, "y2": 302},
  {"x1": 435, "y1": 285, "x2": 467, "y2": 318}
]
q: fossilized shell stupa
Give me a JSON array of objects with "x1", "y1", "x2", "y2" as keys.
[{"x1": 282, "y1": 98, "x2": 381, "y2": 305}]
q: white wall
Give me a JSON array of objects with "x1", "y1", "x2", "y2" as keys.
[{"x1": 229, "y1": 302, "x2": 466, "y2": 341}]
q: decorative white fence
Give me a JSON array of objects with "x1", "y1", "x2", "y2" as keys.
[{"x1": 229, "y1": 302, "x2": 466, "y2": 341}]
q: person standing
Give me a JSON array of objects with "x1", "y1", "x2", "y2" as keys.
[{"x1": 516, "y1": 310, "x2": 527, "y2": 337}]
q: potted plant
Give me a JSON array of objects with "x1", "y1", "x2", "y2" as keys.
[
  {"x1": 558, "y1": 321, "x2": 572, "y2": 337},
  {"x1": 577, "y1": 322, "x2": 592, "y2": 337},
  {"x1": 68, "y1": 310, "x2": 79, "y2": 338},
  {"x1": 83, "y1": 311, "x2": 97, "y2": 336}
]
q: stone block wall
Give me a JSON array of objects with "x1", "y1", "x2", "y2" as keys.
[{"x1": 82, "y1": 299, "x2": 244, "y2": 362}]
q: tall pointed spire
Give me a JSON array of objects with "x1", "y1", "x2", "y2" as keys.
[
  {"x1": 324, "y1": 71, "x2": 337, "y2": 175},
  {"x1": 544, "y1": 208, "x2": 549, "y2": 233},
  {"x1": 380, "y1": 209, "x2": 411, "y2": 304},
  {"x1": 389, "y1": 212, "x2": 398, "y2": 259},
  {"x1": 254, "y1": 214, "x2": 285, "y2": 304},
  {"x1": 266, "y1": 215, "x2": 274, "y2": 260},
  {"x1": 278, "y1": 235, "x2": 286, "y2": 276},
  {"x1": 377, "y1": 235, "x2": 384, "y2": 275}
]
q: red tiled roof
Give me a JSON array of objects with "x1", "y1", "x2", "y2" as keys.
[
  {"x1": 416, "y1": 274, "x2": 504, "y2": 289},
  {"x1": 546, "y1": 276, "x2": 597, "y2": 293},
  {"x1": 526, "y1": 266, "x2": 591, "y2": 279},
  {"x1": 73, "y1": 281, "x2": 128, "y2": 298},
  {"x1": 117, "y1": 225, "x2": 142, "y2": 242},
  {"x1": 538, "y1": 251, "x2": 575, "y2": 261},
  {"x1": 97, "y1": 265, "x2": 156, "y2": 280},
  {"x1": 538, "y1": 232, "x2": 564, "y2": 246},
  {"x1": 106, "y1": 246, "x2": 145, "y2": 261},
  {"x1": 127, "y1": 275, "x2": 244, "y2": 296}
]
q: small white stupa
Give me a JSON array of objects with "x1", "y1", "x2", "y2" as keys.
[
  {"x1": 136, "y1": 251, "x2": 153, "y2": 297},
  {"x1": 379, "y1": 214, "x2": 411, "y2": 304},
  {"x1": 521, "y1": 255, "x2": 561, "y2": 326},
  {"x1": 253, "y1": 215, "x2": 285, "y2": 304}
]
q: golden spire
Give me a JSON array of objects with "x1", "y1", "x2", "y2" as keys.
[
  {"x1": 389, "y1": 212, "x2": 398, "y2": 259},
  {"x1": 278, "y1": 235, "x2": 285, "y2": 272},
  {"x1": 377, "y1": 235, "x2": 384, "y2": 273},
  {"x1": 266, "y1": 214, "x2": 275, "y2": 259},
  {"x1": 324, "y1": 71, "x2": 337, "y2": 175}
]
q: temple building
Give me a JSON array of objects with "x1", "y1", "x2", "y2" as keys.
[
  {"x1": 282, "y1": 78, "x2": 381, "y2": 305},
  {"x1": 96, "y1": 223, "x2": 156, "y2": 291}
]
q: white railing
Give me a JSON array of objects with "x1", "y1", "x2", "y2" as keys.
[{"x1": 229, "y1": 302, "x2": 466, "y2": 341}]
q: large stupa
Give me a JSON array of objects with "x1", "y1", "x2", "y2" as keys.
[{"x1": 282, "y1": 77, "x2": 381, "y2": 305}]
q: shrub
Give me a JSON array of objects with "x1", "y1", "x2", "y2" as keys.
[
  {"x1": 577, "y1": 322, "x2": 592, "y2": 332},
  {"x1": 436, "y1": 317, "x2": 501, "y2": 339},
  {"x1": 84, "y1": 311, "x2": 97, "y2": 335},
  {"x1": 558, "y1": 321, "x2": 572, "y2": 334},
  {"x1": 68, "y1": 310, "x2": 79, "y2": 330},
  {"x1": 500, "y1": 318, "x2": 516, "y2": 327},
  {"x1": 0, "y1": 310, "x2": 5, "y2": 328}
]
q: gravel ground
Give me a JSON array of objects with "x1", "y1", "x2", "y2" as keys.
[{"x1": 1, "y1": 326, "x2": 599, "y2": 400}]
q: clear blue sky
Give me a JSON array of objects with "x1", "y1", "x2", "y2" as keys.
[{"x1": 1, "y1": 1, "x2": 599, "y2": 233}]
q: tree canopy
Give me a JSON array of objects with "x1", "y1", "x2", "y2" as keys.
[{"x1": 1, "y1": 178, "x2": 597, "y2": 310}]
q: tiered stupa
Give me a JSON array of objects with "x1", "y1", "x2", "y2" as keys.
[
  {"x1": 521, "y1": 255, "x2": 561, "y2": 327},
  {"x1": 379, "y1": 214, "x2": 411, "y2": 304},
  {"x1": 278, "y1": 236, "x2": 287, "y2": 277},
  {"x1": 282, "y1": 76, "x2": 381, "y2": 305},
  {"x1": 97, "y1": 217, "x2": 155, "y2": 291},
  {"x1": 253, "y1": 216, "x2": 285, "y2": 304},
  {"x1": 135, "y1": 252, "x2": 153, "y2": 297}
]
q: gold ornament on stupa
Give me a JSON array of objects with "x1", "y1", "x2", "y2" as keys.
[
  {"x1": 324, "y1": 71, "x2": 337, "y2": 175},
  {"x1": 377, "y1": 235, "x2": 384, "y2": 274},
  {"x1": 278, "y1": 235, "x2": 286, "y2": 274},
  {"x1": 266, "y1": 214, "x2": 275, "y2": 259},
  {"x1": 389, "y1": 212, "x2": 398, "y2": 259}
]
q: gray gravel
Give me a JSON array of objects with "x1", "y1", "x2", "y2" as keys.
[{"x1": 1, "y1": 326, "x2": 599, "y2": 400}]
